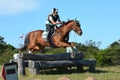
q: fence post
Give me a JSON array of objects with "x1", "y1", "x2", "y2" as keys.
[{"x1": 18, "y1": 56, "x2": 26, "y2": 76}]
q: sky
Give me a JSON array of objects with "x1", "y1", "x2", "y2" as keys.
[{"x1": 0, "y1": 0, "x2": 120, "y2": 49}]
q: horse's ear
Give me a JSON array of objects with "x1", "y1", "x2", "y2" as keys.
[
  {"x1": 67, "y1": 19, "x2": 70, "y2": 21},
  {"x1": 75, "y1": 18, "x2": 79, "y2": 22},
  {"x1": 74, "y1": 18, "x2": 80, "y2": 24}
]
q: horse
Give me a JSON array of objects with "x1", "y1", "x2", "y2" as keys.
[{"x1": 20, "y1": 19, "x2": 82, "y2": 58}]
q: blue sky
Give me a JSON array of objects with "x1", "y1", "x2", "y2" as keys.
[{"x1": 0, "y1": 0, "x2": 120, "y2": 49}]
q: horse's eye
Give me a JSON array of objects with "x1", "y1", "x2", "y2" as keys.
[{"x1": 76, "y1": 23, "x2": 80, "y2": 26}]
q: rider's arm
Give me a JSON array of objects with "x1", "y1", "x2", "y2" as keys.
[
  {"x1": 49, "y1": 16, "x2": 61, "y2": 25},
  {"x1": 58, "y1": 15, "x2": 61, "y2": 22}
]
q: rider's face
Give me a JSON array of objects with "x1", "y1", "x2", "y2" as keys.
[{"x1": 54, "y1": 11, "x2": 58, "y2": 16}]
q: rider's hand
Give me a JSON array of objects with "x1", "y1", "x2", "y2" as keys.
[
  {"x1": 61, "y1": 21, "x2": 65, "y2": 25},
  {"x1": 56, "y1": 22, "x2": 62, "y2": 24},
  {"x1": 62, "y1": 21, "x2": 65, "y2": 24},
  {"x1": 59, "y1": 22, "x2": 63, "y2": 24}
]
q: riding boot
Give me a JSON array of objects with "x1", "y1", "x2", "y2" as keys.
[
  {"x1": 46, "y1": 37, "x2": 50, "y2": 42},
  {"x1": 47, "y1": 37, "x2": 56, "y2": 48},
  {"x1": 46, "y1": 33, "x2": 51, "y2": 42}
]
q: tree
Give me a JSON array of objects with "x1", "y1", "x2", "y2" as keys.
[
  {"x1": 0, "y1": 36, "x2": 6, "y2": 44},
  {"x1": 0, "y1": 36, "x2": 6, "y2": 53},
  {"x1": 109, "y1": 39, "x2": 120, "y2": 48},
  {"x1": 85, "y1": 40, "x2": 101, "y2": 48},
  {"x1": 0, "y1": 36, "x2": 16, "y2": 64}
]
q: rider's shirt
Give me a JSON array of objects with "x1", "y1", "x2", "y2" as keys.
[{"x1": 46, "y1": 14, "x2": 60, "y2": 26}]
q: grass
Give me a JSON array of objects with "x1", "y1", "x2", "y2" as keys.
[{"x1": 1, "y1": 66, "x2": 120, "y2": 80}]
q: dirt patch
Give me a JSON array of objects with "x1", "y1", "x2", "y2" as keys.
[
  {"x1": 34, "y1": 79, "x2": 42, "y2": 80},
  {"x1": 86, "y1": 77, "x2": 97, "y2": 80},
  {"x1": 57, "y1": 76, "x2": 71, "y2": 80}
]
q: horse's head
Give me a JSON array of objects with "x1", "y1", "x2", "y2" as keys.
[
  {"x1": 56, "y1": 19, "x2": 82, "y2": 36},
  {"x1": 71, "y1": 19, "x2": 82, "y2": 36}
]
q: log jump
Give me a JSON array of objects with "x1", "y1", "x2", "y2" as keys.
[{"x1": 15, "y1": 52, "x2": 96, "y2": 75}]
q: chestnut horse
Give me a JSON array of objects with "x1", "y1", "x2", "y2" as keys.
[{"x1": 20, "y1": 19, "x2": 82, "y2": 58}]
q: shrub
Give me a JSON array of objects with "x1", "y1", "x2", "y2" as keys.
[{"x1": 96, "y1": 47, "x2": 120, "y2": 66}]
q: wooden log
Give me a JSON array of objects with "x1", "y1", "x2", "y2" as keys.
[
  {"x1": 28, "y1": 60, "x2": 40, "y2": 75},
  {"x1": 78, "y1": 59, "x2": 96, "y2": 72},
  {"x1": 22, "y1": 52, "x2": 84, "y2": 61},
  {"x1": 17, "y1": 57, "x2": 26, "y2": 76},
  {"x1": 28, "y1": 59, "x2": 96, "y2": 74},
  {"x1": 29, "y1": 60, "x2": 77, "y2": 69},
  {"x1": 29, "y1": 59, "x2": 96, "y2": 69},
  {"x1": 29, "y1": 60, "x2": 78, "y2": 74}
]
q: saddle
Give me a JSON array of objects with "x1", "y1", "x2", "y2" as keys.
[
  {"x1": 42, "y1": 29, "x2": 69, "y2": 48},
  {"x1": 42, "y1": 31, "x2": 56, "y2": 48}
]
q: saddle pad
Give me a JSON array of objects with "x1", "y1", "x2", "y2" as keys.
[{"x1": 42, "y1": 31, "x2": 48, "y2": 39}]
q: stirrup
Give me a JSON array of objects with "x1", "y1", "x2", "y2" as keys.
[{"x1": 45, "y1": 39, "x2": 49, "y2": 42}]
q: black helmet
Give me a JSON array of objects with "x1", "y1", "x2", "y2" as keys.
[{"x1": 52, "y1": 8, "x2": 58, "y2": 13}]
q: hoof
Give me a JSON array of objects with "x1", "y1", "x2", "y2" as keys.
[{"x1": 71, "y1": 52, "x2": 76, "y2": 58}]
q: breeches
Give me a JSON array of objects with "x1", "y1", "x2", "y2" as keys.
[{"x1": 46, "y1": 24, "x2": 55, "y2": 39}]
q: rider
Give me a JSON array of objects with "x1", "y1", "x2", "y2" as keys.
[{"x1": 46, "y1": 8, "x2": 62, "y2": 42}]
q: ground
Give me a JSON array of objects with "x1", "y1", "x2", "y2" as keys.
[{"x1": 0, "y1": 66, "x2": 120, "y2": 80}]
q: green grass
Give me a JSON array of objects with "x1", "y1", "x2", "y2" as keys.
[{"x1": 0, "y1": 66, "x2": 120, "y2": 80}]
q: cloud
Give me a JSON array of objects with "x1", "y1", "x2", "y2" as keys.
[{"x1": 0, "y1": 0, "x2": 40, "y2": 15}]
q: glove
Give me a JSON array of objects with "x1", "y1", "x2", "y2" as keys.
[{"x1": 62, "y1": 21, "x2": 65, "y2": 24}]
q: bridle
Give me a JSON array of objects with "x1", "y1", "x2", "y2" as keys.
[{"x1": 72, "y1": 20, "x2": 81, "y2": 33}]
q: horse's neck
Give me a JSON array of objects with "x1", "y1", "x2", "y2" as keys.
[{"x1": 60, "y1": 22, "x2": 72, "y2": 35}]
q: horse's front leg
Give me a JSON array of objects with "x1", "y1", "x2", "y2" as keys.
[
  {"x1": 66, "y1": 42, "x2": 78, "y2": 58},
  {"x1": 56, "y1": 42, "x2": 76, "y2": 58},
  {"x1": 69, "y1": 42, "x2": 78, "y2": 51}
]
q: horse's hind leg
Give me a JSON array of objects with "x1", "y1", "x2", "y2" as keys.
[
  {"x1": 28, "y1": 44, "x2": 36, "y2": 53},
  {"x1": 29, "y1": 50, "x2": 32, "y2": 54},
  {"x1": 28, "y1": 44, "x2": 45, "y2": 53}
]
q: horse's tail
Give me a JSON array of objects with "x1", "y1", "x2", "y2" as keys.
[
  {"x1": 20, "y1": 45, "x2": 27, "y2": 51},
  {"x1": 19, "y1": 33, "x2": 30, "y2": 51}
]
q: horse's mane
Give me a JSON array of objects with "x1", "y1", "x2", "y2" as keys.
[
  {"x1": 55, "y1": 20, "x2": 74, "y2": 34},
  {"x1": 59, "y1": 20, "x2": 74, "y2": 27}
]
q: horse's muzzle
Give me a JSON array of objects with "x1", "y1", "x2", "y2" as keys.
[{"x1": 78, "y1": 31, "x2": 82, "y2": 36}]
